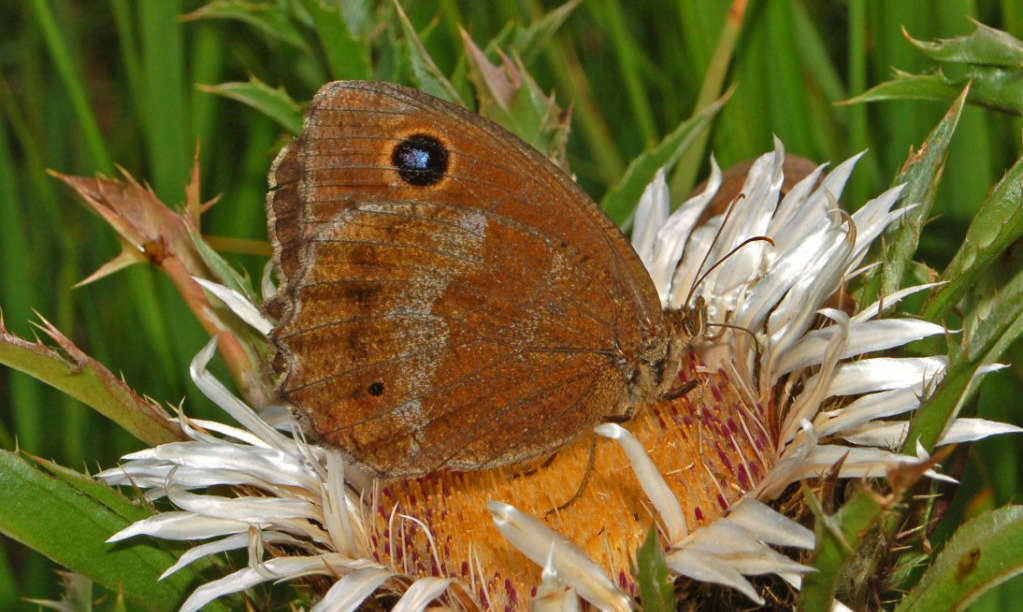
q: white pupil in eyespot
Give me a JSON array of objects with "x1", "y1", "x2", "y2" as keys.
[{"x1": 402, "y1": 149, "x2": 430, "y2": 169}]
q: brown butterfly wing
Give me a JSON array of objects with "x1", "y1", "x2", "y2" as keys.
[{"x1": 267, "y1": 81, "x2": 663, "y2": 478}]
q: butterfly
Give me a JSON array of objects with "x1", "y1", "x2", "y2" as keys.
[{"x1": 265, "y1": 81, "x2": 691, "y2": 479}]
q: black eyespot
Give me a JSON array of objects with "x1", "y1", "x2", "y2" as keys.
[
  {"x1": 392, "y1": 134, "x2": 448, "y2": 186},
  {"x1": 368, "y1": 381, "x2": 385, "y2": 396}
]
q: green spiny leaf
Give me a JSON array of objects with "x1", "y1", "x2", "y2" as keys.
[
  {"x1": 799, "y1": 484, "x2": 884, "y2": 611},
  {"x1": 463, "y1": 32, "x2": 570, "y2": 166},
  {"x1": 857, "y1": 85, "x2": 968, "y2": 306},
  {"x1": 486, "y1": 0, "x2": 581, "y2": 66},
  {"x1": 601, "y1": 89, "x2": 731, "y2": 226},
  {"x1": 393, "y1": 0, "x2": 464, "y2": 105},
  {"x1": 895, "y1": 505, "x2": 1023, "y2": 612},
  {"x1": 906, "y1": 22, "x2": 1023, "y2": 67},
  {"x1": 182, "y1": 1, "x2": 311, "y2": 53},
  {"x1": 0, "y1": 320, "x2": 182, "y2": 447},
  {"x1": 842, "y1": 70, "x2": 961, "y2": 106},
  {"x1": 922, "y1": 150, "x2": 1023, "y2": 322},
  {"x1": 298, "y1": 0, "x2": 371, "y2": 80},
  {"x1": 907, "y1": 251, "x2": 1023, "y2": 452},
  {"x1": 842, "y1": 24, "x2": 1023, "y2": 117},
  {"x1": 0, "y1": 450, "x2": 224, "y2": 611},
  {"x1": 24, "y1": 572, "x2": 93, "y2": 612},
  {"x1": 198, "y1": 77, "x2": 303, "y2": 135}
]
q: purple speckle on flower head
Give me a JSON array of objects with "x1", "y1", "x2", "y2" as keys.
[
  {"x1": 461, "y1": 561, "x2": 470, "y2": 576},
  {"x1": 711, "y1": 384, "x2": 723, "y2": 402},
  {"x1": 505, "y1": 578, "x2": 517, "y2": 608},
  {"x1": 737, "y1": 465, "x2": 750, "y2": 489},
  {"x1": 717, "y1": 448, "x2": 734, "y2": 475},
  {"x1": 717, "y1": 493, "x2": 728, "y2": 509},
  {"x1": 695, "y1": 506, "x2": 704, "y2": 521},
  {"x1": 727, "y1": 417, "x2": 739, "y2": 433}
]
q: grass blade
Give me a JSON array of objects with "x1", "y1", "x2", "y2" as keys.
[
  {"x1": 29, "y1": 0, "x2": 113, "y2": 173},
  {"x1": 588, "y1": 0, "x2": 656, "y2": 146},
  {"x1": 669, "y1": 0, "x2": 745, "y2": 198},
  {"x1": 0, "y1": 96, "x2": 43, "y2": 455}
]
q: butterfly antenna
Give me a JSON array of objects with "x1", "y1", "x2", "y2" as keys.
[
  {"x1": 684, "y1": 193, "x2": 745, "y2": 309},
  {"x1": 685, "y1": 234, "x2": 776, "y2": 308},
  {"x1": 677, "y1": 192, "x2": 774, "y2": 353},
  {"x1": 683, "y1": 192, "x2": 775, "y2": 306},
  {"x1": 704, "y1": 321, "x2": 762, "y2": 353}
]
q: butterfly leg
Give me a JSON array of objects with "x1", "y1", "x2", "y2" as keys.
[{"x1": 545, "y1": 433, "x2": 598, "y2": 517}]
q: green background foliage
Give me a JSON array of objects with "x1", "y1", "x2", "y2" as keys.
[{"x1": 1, "y1": 0, "x2": 1022, "y2": 608}]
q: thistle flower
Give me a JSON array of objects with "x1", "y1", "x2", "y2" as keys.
[{"x1": 99, "y1": 141, "x2": 1018, "y2": 610}]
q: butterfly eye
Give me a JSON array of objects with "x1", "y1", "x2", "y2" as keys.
[{"x1": 392, "y1": 134, "x2": 448, "y2": 186}]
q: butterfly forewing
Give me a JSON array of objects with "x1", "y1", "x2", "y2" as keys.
[{"x1": 266, "y1": 81, "x2": 663, "y2": 478}]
